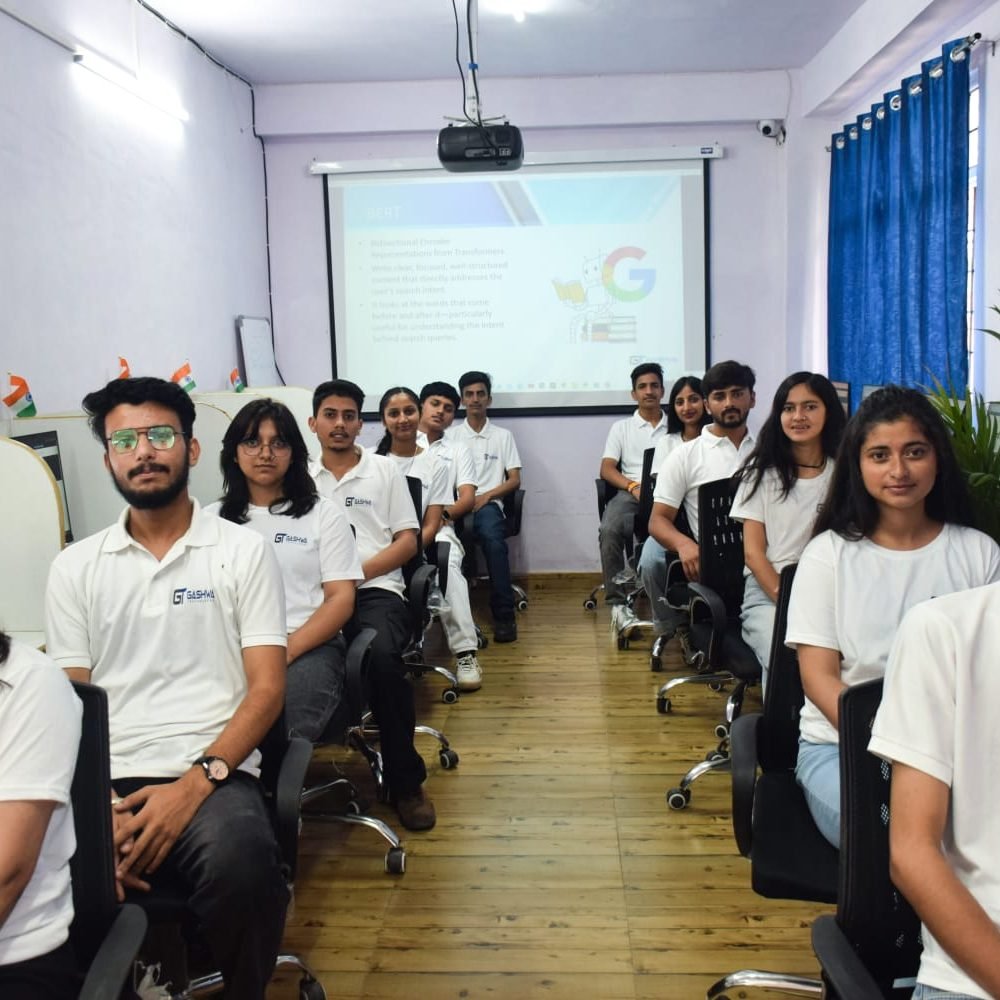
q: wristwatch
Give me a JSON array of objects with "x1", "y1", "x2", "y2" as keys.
[{"x1": 194, "y1": 755, "x2": 231, "y2": 785}]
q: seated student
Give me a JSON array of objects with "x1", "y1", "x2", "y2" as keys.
[
  {"x1": 598, "y1": 363, "x2": 670, "y2": 637},
  {"x1": 308, "y1": 379, "x2": 435, "y2": 831},
  {"x1": 730, "y1": 373, "x2": 845, "y2": 686},
  {"x1": 210, "y1": 398, "x2": 364, "y2": 743},
  {"x1": 447, "y1": 371, "x2": 523, "y2": 643},
  {"x1": 649, "y1": 374, "x2": 711, "y2": 470},
  {"x1": 786, "y1": 386, "x2": 1000, "y2": 849},
  {"x1": 870, "y1": 582, "x2": 1000, "y2": 1000},
  {"x1": 0, "y1": 632, "x2": 82, "y2": 1000},
  {"x1": 638, "y1": 360, "x2": 757, "y2": 638},
  {"x1": 44, "y1": 377, "x2": 290, "y2": 1000},
  {"x1": 417, "y1": 381, "x2": 485, "y2": 691}
]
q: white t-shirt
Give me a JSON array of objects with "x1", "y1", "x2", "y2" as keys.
[
  {"x1": 870, "y1": 582, "x2": 1000, "y2": 1000},
  {"x1": 652, "y1": 425, "x2": 756, "y2": 540},
  {"x1": 602, "y1": 410, "x2": 669, "y2": 481},
  {"x1": 730, "y1": 462, "x2": 834, "y2": 576},
  {"x1": 651, "y1": 431, "x2": 687, "y2": 475},
  {"x1": 310, "y1": 451, "x2": 420, "y2": 597},
  {"x1": 418, "y1": 433, "x2": 478, "y2": 494},
  {"x1": 376, "y1": 449, "x2": 452, "y2": 518},
  {"x1": 786, "y1": 524, "x2": 1000, "y2": 746},
  {"x1": 45, "y1": 500, "x2": 287, "y2": 780},
  {"x1": 0, "y1": 641, "x2": 81, "y2": 966},
  {"x1": 447, "y1": 417, "x2": 521, "y2": 505},
  {"x1": 205, "y1": 497, "x2": 363, "y2": 631}
]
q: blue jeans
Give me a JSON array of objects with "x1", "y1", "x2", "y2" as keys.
[
  {"x1": 740, "y1": 576, "x2": 776, "y2": 690},
  {"x1": 637, "y1": 536, "x2": 688, "y2": 636},
  {"x1": 285, "y1": 636, "x2": 347, "y2": 743},
  {"x1": 473, "y1": 502, "x2": 515, "y2": 621},
  {"x1": 117, "y1": 772, "x2": 289, "y2": 999},
  {"x1": 912, "y1": 987, "x2": 980, "y2": 1000},
  {"x1": 796, "y1": 738, "x2": 841, "y2": 847}
]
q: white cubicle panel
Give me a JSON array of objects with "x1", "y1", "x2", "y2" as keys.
[
  {"x1": 13, "y1": 402, "x2": 232, "y2": 541},
  {"x1": 193, "y1": 387, "x2": 318, "y2": 457},
  {"x1": 0, "y1": 437, "x2": 64, "y2": 646}
]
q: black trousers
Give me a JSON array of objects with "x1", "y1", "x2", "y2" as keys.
[
  {"x1": 344, "y1": 587, "x2": 427, "y2": 797},
  {"x1": 0, "y1": 940, "x2": 79, "y2": 1000}
]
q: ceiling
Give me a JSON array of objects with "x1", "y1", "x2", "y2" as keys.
[{"x1": 148, "y1": 0, "x2": 871, "y2": 86}]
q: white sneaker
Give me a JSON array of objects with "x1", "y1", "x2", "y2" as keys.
[
  {"x1": 611, "y1": 604, "x2": 640, "y2": 637},
  {"x1": 456, "y1": 652, "x2": 483, "y2": 691}
]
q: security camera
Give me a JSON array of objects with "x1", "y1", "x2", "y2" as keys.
[{"x1": 757, "y1": 119, "x2": 785, "y2": 140}]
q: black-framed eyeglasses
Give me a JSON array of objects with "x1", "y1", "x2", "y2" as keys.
[
  {"x1": 106, "y1": 425, "x2": 185, "y2": 454},
  {"x1": 238, "y1": 437, "x2": 291, "y2": 456}
]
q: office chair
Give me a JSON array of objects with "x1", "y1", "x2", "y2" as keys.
[
  {"x1": 583, "y1": 475, "x2": 619, "y2": 610},
  {"x1": 704, "y1": 566, "x2": 837, "y2": 998},
  {"x1": 70, "y1": 681, "x2": 148, "y2": 1000},
  {"x1": 811, "y1": 678, "x2": 921, "y2": 1000}
]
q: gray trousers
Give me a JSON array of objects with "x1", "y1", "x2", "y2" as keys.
[{"x1": 599, "y1": 491, "x2": 638, "y2": 605}]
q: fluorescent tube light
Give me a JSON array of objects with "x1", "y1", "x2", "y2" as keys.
[{"x1": 73, "y1": 47, "x2": 189, "y2": 122}]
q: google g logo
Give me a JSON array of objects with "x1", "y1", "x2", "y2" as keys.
[{"x1": 603, "y1": 246, "x2": 656, "y2": 302}]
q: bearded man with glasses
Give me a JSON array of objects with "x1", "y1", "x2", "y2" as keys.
[{"x1": 43, "y1": 376, "x2": 290, "y2": 1000}]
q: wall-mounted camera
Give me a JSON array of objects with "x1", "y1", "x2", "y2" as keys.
[{"x1": 756, "y1": 119, "x2": 786, "y2": 144}]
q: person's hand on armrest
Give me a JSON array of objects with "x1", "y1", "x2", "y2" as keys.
[{"x1": 649, "y1": 502, "x2": 699, "y2": 580}]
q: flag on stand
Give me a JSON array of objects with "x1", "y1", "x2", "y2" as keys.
[
  {"x1": 2, "y1": 374, "x2": 37, "y2": 418},
  {"x1": 170, "y1": 362, "x2": 196, "y2": 394},
  {"x1": 118, "y1": 356, "x2": 131, "y2": 379},
  {"x1": 229, "y1": 368, "x2": 246, "y2": 393}
]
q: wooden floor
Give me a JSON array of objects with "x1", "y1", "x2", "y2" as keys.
[{"x1": 271, "y1": 576, "x2": 829, "y2": 999}]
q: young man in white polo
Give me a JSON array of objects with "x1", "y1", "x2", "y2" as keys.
[
  {"x1": 417, "y1": 380, "x2": 483, "y2": 691},
  {"x1": 599, "y1": 362, "x2": 670, "y2": 637},
  {"x1": 447, "y1": 370, "x2": 522, "y2": 643},
  {"x1": 638, "y1": 360, "x2": 756, "y2": 639},
  {"x1": 44, "y1": 377, "x2": 289, "y2": 1000},
  {"x1": 308, "y1": 379, "x2": 435, "y2": 831}
]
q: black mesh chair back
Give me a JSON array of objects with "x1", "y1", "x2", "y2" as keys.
[
  {"x1": 634, "y1": 447, "x2": 658, "y2": 545},
  {"x1": 696, "y1": 477, "x2": 745, "y2": 615}
]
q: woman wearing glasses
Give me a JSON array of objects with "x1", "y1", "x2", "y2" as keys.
[{"x1": 209, "y1": 398, "x2": 363, "y2": 742}]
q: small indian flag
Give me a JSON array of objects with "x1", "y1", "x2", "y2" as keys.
[
  {"x1": 229, "y1": 367, "x2": 246, "y2": 393},
  {"x1": 118, "y1": 356, "x2": 131, "y2": 379},
  {"x1": 2, "y1": 373, "x2": 37, "y2": 418},
  {"x1": 170, "y1": 362, "x2": 197, "y2": 394}
]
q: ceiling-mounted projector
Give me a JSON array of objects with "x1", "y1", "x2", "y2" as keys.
[{"x1": 437, "y1": 123, "x2": 524, "y2": 172}]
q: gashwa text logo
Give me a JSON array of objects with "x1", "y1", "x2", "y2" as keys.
[
  {"x1": 345, "y1": 497, "x2": 374, "y2": 508},
  {"x1": 173, "y1": 587, "x2": 216, "y2": 605},
  {"x1": 274, "y1": 533, "x2": 308, "y2": 545}
]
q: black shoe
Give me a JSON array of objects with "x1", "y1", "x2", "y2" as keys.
[{"x1": 494, "y1": 619, "x2": 518, "y2": 643}]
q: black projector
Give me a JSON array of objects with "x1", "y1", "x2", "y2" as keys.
[{"x1": 437, "y1": 123, "x2": 524, "y2": 172}]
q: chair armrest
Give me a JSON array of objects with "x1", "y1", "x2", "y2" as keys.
[
  {"x1": 344, "y1": 628, "x2": 376, "y2": 723},
  {"x1": 730, "y1": 711, "x2": 762, "y2": 857},
  {"x1": 811, "y1": 914, "x2": 885, "y2": 1000},
  {"x1": 408, "y1": 563, "x2": 436, "y2": 615},
  {"x1": 435, "y1": 540, "x2": 451, "y2": 597},
  {"x1": 78, "y1": 903, "x2": 148, "y2": 1000},
  {"x1": 687, "y1": 582, "x2": 728, "y2": 636},
  {"x1": 275, "y1": 736, "x2": 313, "y2": 879}
]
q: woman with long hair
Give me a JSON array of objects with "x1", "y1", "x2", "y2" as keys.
[
  {"x1": 0, "y1": 631, "x2": 81, "y2": 999},
  {"x1": 651, "y1": 375, "x2": 711, "y2": 468},
  {"x1": 212, "y1": 398, "x2": 363, "y2": 742},
  {"x1": 731, "y1": 372, "x2": 846, "y2": 685},
  {"x1": 786, "y1": 385, "x2": 1000, "y2": 847}
]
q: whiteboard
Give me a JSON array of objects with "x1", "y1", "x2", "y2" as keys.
[{"x1": 237, "y1": 315, "x2": 281, "y2": 387}]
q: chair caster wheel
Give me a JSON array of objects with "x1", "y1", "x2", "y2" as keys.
[
  {"x1": 385, "y1": 847, "x2": 406, "y2": 875},
  {"x1": 714, "y1": 722, "x2": 730, "y2": 740},
  {"x1": 442, "y1": 688, "x2": 459, "y2": 704},
  {"x1": 708, "y1": 681, "x2": 724, "y2": 692},
  {"x1": 583, "y1": 598, "x2": 597, "y2": 610},
  {"x1": 705, "y1": 749, "x2": 728, "y2": 763},
  {"x1": 656, "y1": 696, "x2": 671, "y2": 714},
  {"x1": 666, "y1": 787, "x2": 691, "y2": 810},
  {"x1": 299, "y1": 978, "x2": 326, "y2": 1000},
  {"x1": 476, "y1": 631, "x2": 489, "y2": 650},
  {"x1": 439, "y1": 748, "x2": 460, "y2": 769},
  {"x1": 517, "y1": 599, "x2": 528, "y2": 612}
]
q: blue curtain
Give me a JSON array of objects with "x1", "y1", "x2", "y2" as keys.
[{"x1": 828, "y1": 38, "x2": 970, "y2": 409}]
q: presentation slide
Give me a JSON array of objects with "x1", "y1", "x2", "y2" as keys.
[{"x1": 325, "y1": 161, "x2": 708, "y2": 413}]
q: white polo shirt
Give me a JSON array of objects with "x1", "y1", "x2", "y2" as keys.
[
  {"x1": 602, "y1": 409, "x2": 668, "y2": 481},
  {"x1": 447, "y1": 417, "x2": 521, "y2": 506},
  {"x1": 310, "y1": 450, "x2": 420, "y2": 597},
  {"x1": 0, "y1": 641, "x2": 81, "y2": 965},
  {"x1": 205, "y1": 497, "x2": 363, "y2": 631},
  {"x1": 653, "y1": 425, "x2": 756, "y2": 540},
  {"x1": 417, "y1": 432, "x2": 478, "y2": 494},
  {"x1": 44, "y1": 500, "x2": 287, "y2": 781},
  {"x1": 870, "y1": 583, "x2": 1000, "y2": 1000},
  {"x1": 373, "y1": 448, "x2": 452, "y2": 518}
]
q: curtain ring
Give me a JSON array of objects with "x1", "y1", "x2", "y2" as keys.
[
  {"x1": 875, "y1": 106, "x2": 886, "y2": 120},
  {"x1": 889, "y1": 94, "x2": 902, "y2": 112},
  {"x1": 908, "y1": 81, "x2": 922, "y2": 96},
  {"x1": 862, "y1": 117, "x2": 873, "y2": 130},
  {"x1": 929, "y1": 62, "x2": 944, "y2": 79},
  {"x1": 835, "y1": 136, "x2": 846, "y2": 150}
]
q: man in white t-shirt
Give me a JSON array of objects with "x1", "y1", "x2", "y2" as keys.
[
  {"x1": 43, "y1": 377, "x2": 289, "y2": 1000},
  {"x1": 309, "y1": 379, "x2": 436, "y2": 831},
  {"x1": 447, "y1": 371, "x2": 523, "y2": 643},
  {"x1": 418, "y1": 380, "x2": 484, "y2": 691},
  {"x1": 638, "y1": 360, "x2": 757, "y2": 638},
  {"x1": 869, "y1": 583, "x2": 1000, "y2": 1000},
  {"x1": 599, "y1": 362, "x2": 669, "y2": 637}
]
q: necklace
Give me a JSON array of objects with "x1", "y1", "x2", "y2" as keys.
[{"x1": 796, "y1": 459, "x2": 826, "y2": 469}]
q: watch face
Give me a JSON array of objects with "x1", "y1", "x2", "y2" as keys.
[{"x1": 206, "y1": 758, "x2": 229, "y2": 781}]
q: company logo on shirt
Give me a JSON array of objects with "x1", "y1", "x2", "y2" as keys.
[
  {"x1": 274, "y1": 532, "x2": 308, "y2": 545},
  {"x1": 345, "y1": 496, "x2": 374, "y2": 508},
  {"x1": 483, "y1": 452, "x2": 499, "y2": 462},
  {"x1": 172, "y1": 587, "x2": 216, "y2": 605}
]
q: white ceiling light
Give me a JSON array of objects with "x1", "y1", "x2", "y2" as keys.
[{"x1": 73, "y1": 47, "x2": 190, "y2": 122}]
